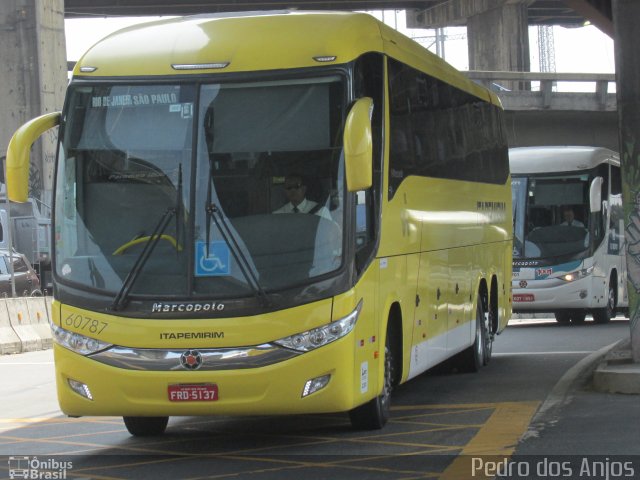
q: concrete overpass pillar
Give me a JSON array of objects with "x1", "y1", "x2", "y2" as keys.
[
  {"x1": 614, "y1": 0, "x2": 640, "y2": 363},
  {"x1": 0, "y1": 0, "x2": 66, "y2": 206},
  {"x1": 407, "y1": 0, "x2": 531, "y2": 90},
  {"x1": 467, "y1": 2, "x2": 530, "y2": 89}
]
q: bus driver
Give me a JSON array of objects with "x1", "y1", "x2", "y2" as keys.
[{"x1": 273, "y1": 175, "x2": 331, "y2": 220}]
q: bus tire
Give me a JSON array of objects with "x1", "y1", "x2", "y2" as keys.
[
  {"x1": 461, "y1": 299, "x2": 489, "y2": 372},
  {"x1": 554, "y1": 311, "x2": 571, "y2": 324},
  {"x1": 570, "y1": 311, "x2": 586, "y2": 324},
  {"x1": 123, "y1": 416, "x2": 169, "y2": 436},
  {"x1": 349, "y1": 325, "x2": 395, "y2": 430},
  {"x1": 593, "y1": 279, "x2": 616, "y2": 324}
]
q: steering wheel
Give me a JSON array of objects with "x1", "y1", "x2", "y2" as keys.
[{"x1": 112, "y1": 234, "x2": 181, "y2": 255}]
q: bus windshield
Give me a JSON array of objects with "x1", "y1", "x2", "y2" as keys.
[
  {"x1": 54, "y1": 76, "x2": 346, "y2": 300},
  {"x1": 512, "y1": 173, "x2": 591, "y2": 260}
]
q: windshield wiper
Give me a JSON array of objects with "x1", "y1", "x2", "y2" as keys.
[
  {"x1": 111, "y1": 207, "x2": 177, "y2": 311},
  {"x1": 205, "y1": 172, "x2": 271, "y2": 308},
  {"x1": 202, "y1": 108, "x2": 269, "y2": 307},
  {"x1": 111, "y1": 166, "x2": 184, "y2": 311}
]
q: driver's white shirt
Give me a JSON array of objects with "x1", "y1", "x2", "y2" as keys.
[{"x1": 274, "y1": 198, "x2": 332, "y2": 220}]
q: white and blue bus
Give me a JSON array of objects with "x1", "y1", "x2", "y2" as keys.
[{"x1": 511, "y1": 146, "x2": 628, "y2": 324}]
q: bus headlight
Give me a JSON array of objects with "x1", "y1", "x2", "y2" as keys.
[
  {"x1": 274, "y1": 300, "x2": 362, "y2": 352},
  {"x1": 561, "y1": 266, "x2": 594, "y2": 282},
  {"x1": 51, "y1": 323, "x2": 112, "y2": 355}
]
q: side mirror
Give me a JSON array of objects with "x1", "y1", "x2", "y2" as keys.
[
  {"x1": 589, "y1": 176, "x2": 603, "y2": 213},
  {"x1": 6, "y1": 112, "x2": 61, "y2": 202},
  {"x1": 343, "y1": 97, "x2": 373, "y2": 192}
]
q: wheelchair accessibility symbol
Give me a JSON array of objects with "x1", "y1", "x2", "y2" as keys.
[{"x1": 195, "y1": 241, "x2": 230, "y2": 276}]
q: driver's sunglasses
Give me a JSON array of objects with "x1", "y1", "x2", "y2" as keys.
[{"x1": 285, "y1": 184, "x2": 303, "y2": 190}]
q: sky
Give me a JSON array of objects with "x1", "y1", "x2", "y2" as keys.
[{"x1": 64, "y1": 11, "x2": 615, "y2": 75}]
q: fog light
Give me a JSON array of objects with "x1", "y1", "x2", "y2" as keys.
[
  {"x1": 301, "y1": 374, "x2": 331, "y2": 397},
  {"x1": 68, "y1": 378, "x2": 93, "y2": 400}
]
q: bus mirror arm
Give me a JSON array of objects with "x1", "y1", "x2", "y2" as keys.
[
  {"x1": 589, "y1": 176, "x2": 603, "y2": 213},
  {"x1": 6, "y1": 112, "x2": 61, "y2": 202},
  {"x1": 343, "y1": 97, "x2": 373, "y2": 192}
]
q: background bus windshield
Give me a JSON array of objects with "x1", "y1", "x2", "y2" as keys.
[{"x1": 513, "y1": 173, "x2": 591, "y2": 259}]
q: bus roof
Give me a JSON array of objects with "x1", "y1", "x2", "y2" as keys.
[
  {"x1": 509, "y1": 146, "x2": 620, "y2": 174},
  {"x1": 73, "y1": 10, "x2": 497, "y2": 105}
]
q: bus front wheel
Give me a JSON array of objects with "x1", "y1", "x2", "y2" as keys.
[
  {"x1": 593, "y1": 279, "x2": 616, "y2": 324},
  {"x1": 123, "y1": 416, "x2": 169, "y2": 436},
  {"x1": 349, "y1": 326, "x2": 395, "y2": 430},
  {"x1": 555, "y1": 310, "x2": 586, "y2": 324}
]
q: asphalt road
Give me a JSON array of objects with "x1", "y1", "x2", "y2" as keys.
[{"x1": 0, "y1": 316, "x2": 633, "y2": 479}]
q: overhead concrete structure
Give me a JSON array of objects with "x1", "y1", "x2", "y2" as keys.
[
  {"x1": 405, "y1": 0, "x2": 612, "y2": 34},
  {"x1": 467, "y1": 2, "x2": 530, "y2": 84},
  {"x1": 564, "y1": 0, "x2": 613, "y2": 37},
  {"x1": 407, "y1": 1, "x2": 532, "y2": 88},
  {"x1": 61, "y1": 0, "x2": 600, "y2": 28},
  {"x1": 407, "y1": 0, "x2": 613, "y2": 88}
]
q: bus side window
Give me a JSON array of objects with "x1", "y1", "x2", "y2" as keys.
[
  {"x1": 355, "y1": 190, "x2": 368, "y2": 248},
  {"x1": 355, "y1": 189, "x2": 377, "y2": 274},
  {"x1": 388, "y1": 62, "x2": 414, "y2": 198}
]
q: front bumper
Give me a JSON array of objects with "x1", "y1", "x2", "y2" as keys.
[
  {"x1": 512, "y1": 274, "x2": 607, "y2": 313},
  {"x1": 54, "y1": 335, "x2": 363, "y2": 417}
]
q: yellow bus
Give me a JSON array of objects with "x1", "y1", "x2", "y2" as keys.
[{"x1": 6, "y1": 11, "x2": 512, "y2": 435}]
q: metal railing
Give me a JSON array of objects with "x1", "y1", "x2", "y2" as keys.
[{"x1": 465, "y1": 71, "x2": 617, "y2": 111}]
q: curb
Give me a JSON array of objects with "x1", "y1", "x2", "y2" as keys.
[{"x1": 593, "y1": 338, "x2": 640, "y2": 394}]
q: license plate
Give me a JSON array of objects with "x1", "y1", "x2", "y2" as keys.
[
  {"x1": 513, "y1": 294, "x2": 535, "y2": 302},
  {"x1": 168, "y1": 384, "x2": 218, "y2": 402}
]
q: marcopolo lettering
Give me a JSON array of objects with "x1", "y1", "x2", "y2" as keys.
[{"x1": 151, "y1": 302, "x2": 225, "y2": 313}]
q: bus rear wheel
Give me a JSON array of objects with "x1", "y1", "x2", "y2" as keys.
[
  {"x1": 123, "y1": 416, "x2": 169, "y2": 436},
  {"x1": 349, "y1": 326, "x2": 395, "y2": 430},
  {"x1": 462, "y1": 299, "x2": 491, "y2": 372}
]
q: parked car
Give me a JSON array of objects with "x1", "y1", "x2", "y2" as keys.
[{"x1": 0, "y1": 249, "x2": 42, "y2": 297}]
